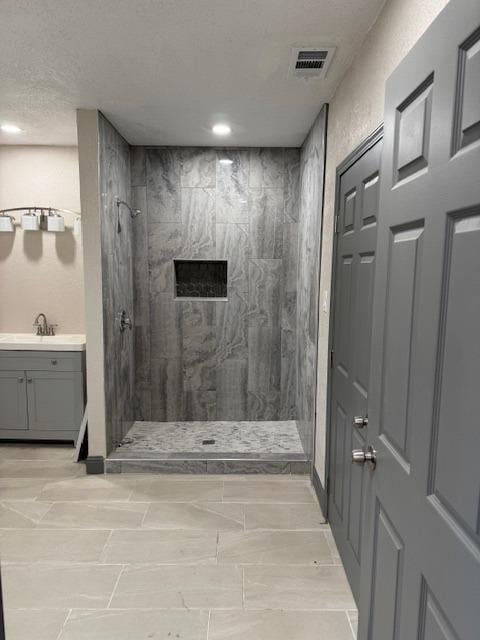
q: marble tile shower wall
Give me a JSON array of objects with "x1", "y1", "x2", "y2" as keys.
[
  {"x1": 98, "y1": 114, "x2": 135, "y2": 453},
  {"x1": 296, "y1": 106, "x2": 327, "y2": 456},
  {"x1": 131, "y1": 147, "x2": 300, "y2": 423}
]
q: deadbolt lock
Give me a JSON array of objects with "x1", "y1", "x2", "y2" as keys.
[
  {"x1": 353, "y1": 415, "x2": 368, "y2": 428},
  {"x1": 352, "y1": 445, "x2": 377, "y2": 470}
]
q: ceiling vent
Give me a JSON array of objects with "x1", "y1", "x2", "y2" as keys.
[{"x1": 290, "y1": 46, "x2": 336, "y2": 79}]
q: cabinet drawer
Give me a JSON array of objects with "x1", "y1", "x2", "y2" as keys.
[{"x1": 0, "y1": 351, "x2": 83, "y2": 372}]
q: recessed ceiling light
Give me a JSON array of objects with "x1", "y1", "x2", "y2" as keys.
[
  {"x1": 219, "y1": 158, "x2": 233, "y2": 165},
  {"x1": 1, "y1": 124, "x2": 22, "y2": 134},
  {"x1": 212, "y1": 124, "x2": 231, "y2": 136}
]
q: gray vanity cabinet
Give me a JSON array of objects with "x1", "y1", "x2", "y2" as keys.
[
  {"x1": 0, "y1": 351, "x2": 85, "y2": 443},
  {"x1": 0, "y1": 371, "x2": 28, "y2": 431}
]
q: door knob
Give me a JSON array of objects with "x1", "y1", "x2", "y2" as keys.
[
  {"x1": 353, "y1": 415, "x2": 368, "y2": 428},
  {"x1": 352, "y1": 445, "x2": 377, "y2": 470}
]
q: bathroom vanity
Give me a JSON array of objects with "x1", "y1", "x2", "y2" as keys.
[{"x1": 0, "y1": 334, "x2": 86, "y2": 444}]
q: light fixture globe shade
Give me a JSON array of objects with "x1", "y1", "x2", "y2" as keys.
[{"x1": 212, "y1": 124, "x2": 231, "y2": 136}]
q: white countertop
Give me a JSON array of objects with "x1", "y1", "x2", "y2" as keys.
[{"x1": 0, "y1": 333, "x2": 86, "y2": 351}]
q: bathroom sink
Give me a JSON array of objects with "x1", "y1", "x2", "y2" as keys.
[{"x1": 0, "y1": 333, "x2": 86, "y2": 351}]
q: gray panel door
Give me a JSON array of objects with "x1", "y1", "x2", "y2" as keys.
[
  {"x1": 26, "y1": 371, "x2": 84, "y2": 431},
  {"x1": 328, "y1": 135, "x2": 382, "y2": 601},
  {"x1": 0, "y1": 371, "x2": 28, "y2": 430},
  {"x1": 358, "y1": 1, "x2": 480, "y2": 638}
]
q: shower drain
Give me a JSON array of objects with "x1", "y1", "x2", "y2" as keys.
[{"x1": 202, "y1": 439, "x2": 216, "y2": 445}]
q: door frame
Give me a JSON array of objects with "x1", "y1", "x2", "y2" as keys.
[{"x1": 323, "y1": 123, "x2": 384, "y2": 520}]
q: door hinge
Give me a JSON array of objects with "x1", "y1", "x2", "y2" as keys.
[
  {"x1": 326, "y1": 475, "x2": 330, "y2": 496},
  {"x1": 330, "y1": 350, "x2": 335, "y2": 368},
  {"x1": 334, "y1": 213, "x2": 339, "y2": 234}
]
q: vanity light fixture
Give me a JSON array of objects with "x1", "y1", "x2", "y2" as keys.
[
  {"x1": 0, "y1": 123, "x2": 22, "y2": 134},
  {"x1": 212, "y1": 123, "x2": 231, "y2": 136},
  {"x1": 21, "y1": 210, "x2": 40, "y2": 231},
  {"x1": 0, "y1": 214, "x2": 15, "y2": 232},
  {"x1": 0, "y1": 206, "x2": 79, "y2": 233},
  {"x1": 47, "y1": 212, "x2": 65, "y2": 232},
  {"x1": 219, "y1": 158, "x2": 234, "y2": 165}
]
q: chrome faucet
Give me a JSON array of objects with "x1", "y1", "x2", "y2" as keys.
[{"x1": 33, "y1": 313, "x2": 57, "y2": 336}]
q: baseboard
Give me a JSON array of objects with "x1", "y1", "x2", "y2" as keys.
[
  {"x1": 312, "y1": 466, "x2": 328, "y2": 520},
  {"x1": 85, "y1": 455, "x2": 105, "y2": 474}
]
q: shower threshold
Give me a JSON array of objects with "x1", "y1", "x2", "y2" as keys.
[{"x1": 105, "y1": 420, "x2": 309, "y2": 474}]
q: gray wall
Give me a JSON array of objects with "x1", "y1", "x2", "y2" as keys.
[
  {"x1": 296, "y1": 106, "x2": 327, "y2": 455},
  {"x1": 131, "y1": 147, "x2": 300, "y2": 422},
  {"x1": 98, "y1": 113, "x2": 135, "y2": 453}
]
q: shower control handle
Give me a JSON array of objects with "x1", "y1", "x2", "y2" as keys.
[{"x1": 118, "y1": 310, "x2": 133, "y2": 332}]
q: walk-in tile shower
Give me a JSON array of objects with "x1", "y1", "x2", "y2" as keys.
[{"x1": 96, "y1": 108, "x2": 326, "y2": 472}]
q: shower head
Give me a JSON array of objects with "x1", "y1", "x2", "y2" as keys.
[{"x1": 115, "y1": 197, "x2": 142, "y2": 232}]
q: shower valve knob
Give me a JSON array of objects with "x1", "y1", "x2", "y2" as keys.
[{"x1": 118, "y1": 310, "x2": 133, "y2": 332}]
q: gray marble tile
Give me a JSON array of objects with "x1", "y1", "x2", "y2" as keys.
[
  {"x1": 284, "y1": 148, "x2": 301, "y2": 222},
  {"x1": 181, "y1": 148, "x2": 216, "y2": 187},
  {"x1": 249, "y1": 148, "x2": 285, "y2": 188},
  {"x1": 209, "y1": 610, "x2": 354, "y2": 640},
  {"x1": 244, "y1": 565, "x2": 355, "y2": 610},
  {"x1": 216, "y1": 149, "x2": 249, "y2": 223},
  {"x1": 0, "y1": 529, "x2": 110, "y2": 562},
  {"x1": 216, "y1": 289, "x2": 248, "y2": 362},
  {"x1": 59, "y1": 610, "x2": 209, "y2": 640},
  {"x1": 181, "y1": 301, "x2": 216, "y2": 391},
  {"x1": 150, "y1": 293, "x2": 182, "y2": 358},
  {"x1": 247, "y1": 325, "x2": 281, "y2": 420},
  {"x1": 216, "y1": 223, "x2": 250, "y2": 291},
  {"x1": 106, "y1": 459, "x2": 208, "y2": 474},
  {"x1": 5, "y1": 610, "x2": 69, "y2": 640},
  {"x1": 248, "y1": 259, "x2": 282, "y2": 327},
  {"x1": 3, "y1": 564, "x2": 121, "y2": 609},
  {"x1": 185, "y1": 390, "x2": 216, "y2": 420},
  {"x1": 223, "y1": 478, "x2": 314, "y2": 502},
  {"x1": 282, "y1": 223, "x2": 298, "y2": 292},
  {"x1": 295, "y1": 106, "x2": 327, "y2": 456},
  {"x1": 148, "y1": 223, "x2": 183, "y2": 297},
  {"x1": 131, "y1": 186, "x2": 147, "y2": 257},
  {"x1": 103, "y1": 529, "x2": 218, "y2": 563},
  {"x1": 0, "y1": 501, "x2": 51, "y2": 527},
  {"x1": 150, "y1": 358, "x2": 185, "y2": 421},
  {"x1": 181, "y1": 187, "x2": 216, "y2": 257},
  {"x1": 146, "y1": 148, "x2": 181, "y2": 223},
  {"x1": 110, "y1": 564, "x2": 243, "y2": 609},
  {"x1": 133, "y1": 257, "x2": 149, "y2": 325},
  {"x1": 130, "y1": 146, "x2": 146, "y2": 186},
  {"x1": 217, "y1": 530, "x2": 332, "y2": 565},
  {"x1": 249, "y1": 189, "x2": 284, "y2": 258},
  {"x1": 206, "y1": 461, "x2": 292, "y2": 474},
  {"x1": 142, "y1": 502, "x2": 244, "y2": 530},
  {"x1": 110, "y1": 421, "x2": 303, "y2": 455},
  {"x1": 215, "y1": 360, "x2": 248, "y2": 420},
  {"x1": 244, "y1": 503, "x2": 325, "y2": 530}
]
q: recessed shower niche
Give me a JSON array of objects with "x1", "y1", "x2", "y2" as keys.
[{"x1": 174, "y1": 259, "x2": 228, "y2": 299}]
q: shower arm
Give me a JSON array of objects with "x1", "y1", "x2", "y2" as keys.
[{"x1": 115, "y1": 197, "x2": 141, "y2": 232}]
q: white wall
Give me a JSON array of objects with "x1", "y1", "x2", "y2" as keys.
[
  {"x1": 314, "y1": 0, "x2": 449, "y2": 483},
  {"x1": 0, "y1": 145, "x2": 85, "y2": 333}
]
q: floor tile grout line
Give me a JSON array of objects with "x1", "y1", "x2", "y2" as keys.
[
  {"x1": 346, "y1": 609, "x2": 357, "y2": 639},
  {"x1": 106, "y1": 564, "x2": 127, "y2": 609},
  {"x1": 55, "y1": 607, "x2": 73, "y2": 640},
  {"x1": 206, "y1": 608, "x2": 212, "y2": 640}
]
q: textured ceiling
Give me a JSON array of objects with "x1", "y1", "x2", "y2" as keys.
[{"x1": 0, "y1": 0, "x2": 385, "y2": 146}]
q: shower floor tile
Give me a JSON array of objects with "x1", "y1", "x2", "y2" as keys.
[{"x1": 111, "y1": 421, "x2": 304, "y2": 458}]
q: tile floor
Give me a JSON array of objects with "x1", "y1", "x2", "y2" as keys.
[
  {"x1": 0, "y1": 444, "x2": 357, "y2": 640},
  {"x1": 112, "y1": 420, "x2": 305, "y2": 455}
]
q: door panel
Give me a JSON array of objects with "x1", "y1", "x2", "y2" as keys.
[
  {"x1": 0, "y1": 371, "x2": 28, "y2": 431},
  {"x1": 328, "y1": 133, "x2": 383, "y2": 601},
  {"x1": 358, "y1": 2, "x2": 480, "y2": 638},
  {"x1": 27, "y1": 371, "x2": 83, "y2": 431}
]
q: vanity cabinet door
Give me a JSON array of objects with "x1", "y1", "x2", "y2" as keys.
[
  {"x1": 26, "y1": 371, "x2": 84, "y2": 431},
  {"x1": 0, "y1": 371, "x2": 28, "y2": 431}
]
